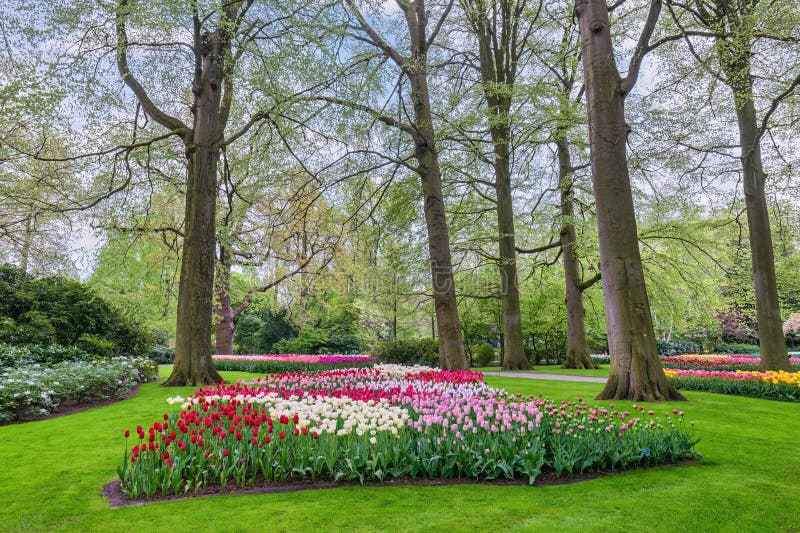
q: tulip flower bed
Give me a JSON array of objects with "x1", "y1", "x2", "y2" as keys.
[
  {"x1": 118, "y1": 365, "x2": 700, "y2": 498},
  {"x1": 664, "y1": 368, "x2": 800, "y2": 401},
  {"x1": 662, "y1": 354, "x2": 800, "y2": 372},
  {"x1": 211, "y1": 354, "x2": 378, "y2": 374}
]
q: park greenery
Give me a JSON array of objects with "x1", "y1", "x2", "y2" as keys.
[
  {"x1": 0, "y1": 0, "x2": 799, "y2": 399},
  {"x1": 2, "y1": 2, "x2": 800, "y2": 526}
]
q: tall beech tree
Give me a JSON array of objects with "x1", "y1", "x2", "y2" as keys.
[
  {"x1": 574, "y1": 0, "x2": 684, "y2": 400},
  {"x1": 662, "y1": 0, "x2": 798, "y2": 371},
  {"x1": 460, "y1": 0, "x2": 540, "y2": 370},
  {"x1": 115, "y1": 0, "x2": 303, "y2": 385},
  {"x1": 556, "y1": 111, "x2": 600, "y2": 369},
  {"x1": 543, "y1": 10, "x2": 600, "y2": 369},
  {"x1": 337, "y1": 0, "x2": 467, "y2": 369}
]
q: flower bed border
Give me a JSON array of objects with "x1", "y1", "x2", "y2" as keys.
[{"x1": 103, "y1": 458, "x2": 700, "y2": 508}]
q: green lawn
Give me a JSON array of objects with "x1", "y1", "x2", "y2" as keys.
[
  {"x1": 474, "y1": 365, "x2": 611, "y2": 378},
  {"x1": 1, "y1": 368, "x2": 798, "y2": 532}
]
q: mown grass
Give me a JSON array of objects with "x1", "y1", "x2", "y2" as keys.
[
  {"x1": 474, "y1": 365, "x2": 610, "y2": 378},
  {"x1": 0, "y1": 367, "x2": 798, "y2": 532}
]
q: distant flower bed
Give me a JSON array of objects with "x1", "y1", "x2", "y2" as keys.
[
  {"x1": 212, "y1": 354, "x2": 378, "y2": 374},
  {"x1": 0, "y1": 356, "x2": 158, "y2": 423},
  {"x1": 591, "y1": 354, "x2": 610, "y2": 364},
  {"x1": 662, "y1": 354, "x2": 800, "y2": 372},
  {"x1": 664, "y1": 368, "x2": 800, "y2": 401},
  {"x1": 118, "y1": 365, "x2": 700, "y2": 498}
]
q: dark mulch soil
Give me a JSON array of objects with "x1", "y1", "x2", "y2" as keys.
[
  {"x1": 104, "y1": 459, "x2": 699, "y2": 508},
  {"x1": 2, "y1": 382, "x2": 151, "y2": 426}
]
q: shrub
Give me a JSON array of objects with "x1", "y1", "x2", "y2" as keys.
[
  {"x1": 273, "y1": 327, "x2": 363, "y2": 355},
  {"x1": 253, "y1": 307, "x2": 297, "y2": 353},
  {"x1": 371, "y1": 338, "x2": 439, "y2": 367},
  {"x1": 0, "y1": 264, "x2": 154, "y2": 356},
  {"x1": 656, "y1": 338, "x2": 701, "y2": 357},
  {"x1": 0, "y1": 343, "x2": 92, "y2": 368},
  {"x1": 147, "y1": 347, "x2": 175, "y2": 365},
  {"x1": 233, "y1": 314, "x2": 262, "y2": 354},
  {"x1": 0, "y1": 356, "x2": 158, "y2": 423},
  {"x1": 77, "y1": 334, "x2": 119, "y2": 357},
  {"x1": 525, "y1": 330, "x2": 566, "y2": 364},
  {"x1": 474, "y1": 343, "x2": 495, "y2": 366},
  {"x1": 713, "y1": 342, "x2": 761, "y2": 355}
]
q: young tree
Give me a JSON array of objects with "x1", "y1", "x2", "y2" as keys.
[{"x1": 574, "y1": 0, "x2": 684, "y2": 400}]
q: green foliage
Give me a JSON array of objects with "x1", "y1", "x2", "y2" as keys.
[
  {"x1": 254, "y1": 307, "x2": 297, "y2": 353},
  {"x1": 713, "y1": 342, "x2": 761, "y2": 355},
  {"x1": 0, "y1": 342, "x2": 91, "y2": 368},
  {"x1": 232, "y1": 314, "x2": 263, "y2": 354},
  {"x1": 526, "y1": 329, "x2": 567, "y2": 364},
  {"x1": 0, "y1": 264, "x2": 154, "y2": 356},
  {"x1": 89, "y1": 234, "x2": 180, "y2": 341},
  {"x1": 371, "y1": 338, "x2": 439, "y2": 366},
  {"x1": 273, "y1": 327, "x2": 363, "y2": 355},
  {"x1": 147, "y1": 347, "x2": 175, "y2": 364},
  {"x1": 474, "y1": 343, "x2": 495, "y2": 366},
  {"x1": 77, "y1": 333, "x2": 118, "y2": 357},
  {"x1": 657, "y1": 338, "x2": 702, "y2": 357}
]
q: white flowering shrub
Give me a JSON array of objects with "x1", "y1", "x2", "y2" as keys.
[{"x1": 0, "y1": 356, "x2": 158, "y2": 423}]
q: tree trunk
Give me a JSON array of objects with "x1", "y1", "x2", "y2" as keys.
[
  {"x1": 405, "y1": 58, "x2": 466, "y2": 370},
  {"x1": 736, "y1": 102, "x2": 789, "y2": 371},
  {"x1": 575, "y1": 0, "x2": 683, "y2": 400},
  {"x1": 415, "y1": 137, "x2": 466, "y2": 370},
  {"x1": 719, "y1": 46, "x2": 790, "y2": 371},
  {"x1": 464, "y1": 0, "x2": 529, "y2": 371},
  {"x1": 164, "y1": 35, "x2": 225, "y2": 386},
  {"x1": 214, "y1": 245, "x2": 235, "y2": 356},
  {"x1": 557, "y1": 136, "x2": 597, "y2": 369},
  {"x1": 20, "y1": 217, "x2": 32, "y2": 274},
  {"x1": 494, "y1": 126, "x2": 530, "y2": 370}
]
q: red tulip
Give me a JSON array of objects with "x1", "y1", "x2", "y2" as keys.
[
  {"x1": 279, "y1": 431, "x2": 286, "y2": 440},
  {"x1": 124, "y1": 429, "x2": 130, "y2": 438},
  {"x1": 222, "y1": 449, "x2": 229, "y2": 457}
]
